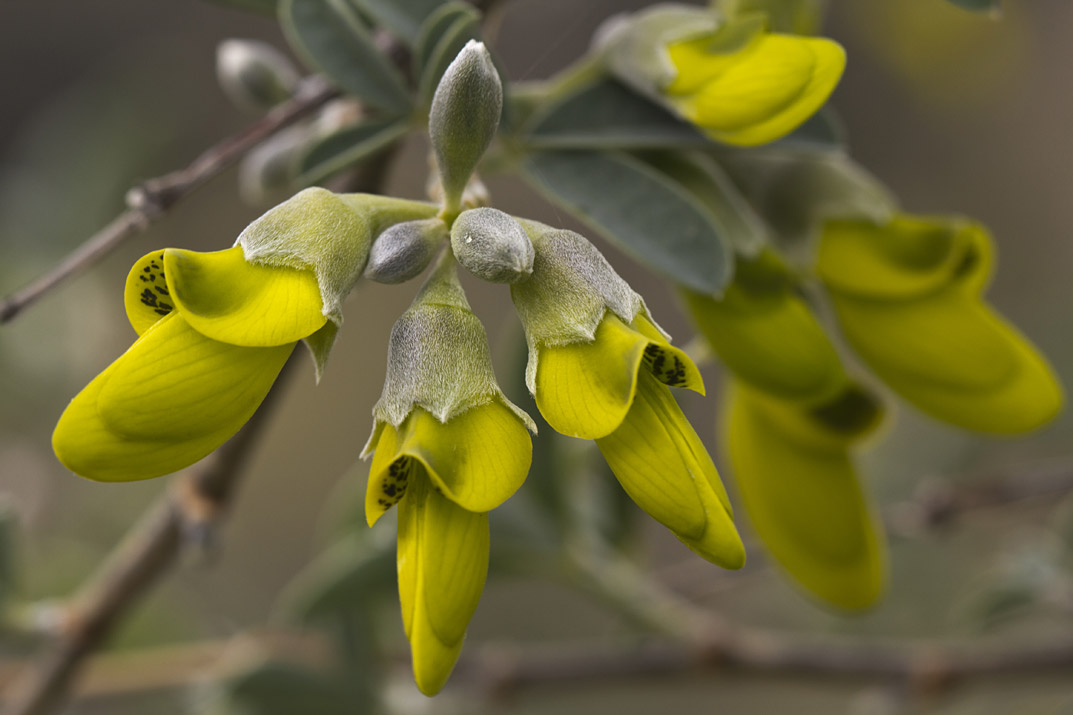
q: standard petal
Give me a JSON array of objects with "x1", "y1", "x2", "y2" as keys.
[
  {"x1": 397, "y1": 472, "x2": 489, "y2": 696},
  {"x1": 52, "y1": 331, "x2": 275, "y2": 482},
  {"x1": 535, "y1": 314, "x2": 649, "y2": 439},
  {"x1": 364, "y1": 422, "x2": 416, "y2": 527},
  {"x1": 397, "y1": 401, "x2": 533, "y2": 513},
  {"x1": 95, "y1": 313, "x2": 294, "y2": 441},
  {"x1": 164, "y1": 246, "x2": 326, "y2": 347},
  {"x1": 124, "y1": 249, "x2": 175, "y2": 335},
  {"x1": 726, "y1": 384, "x2": 886, "y2": 610},
  {"x1": 596, "y1": 372, "x2": 743, "y2": 569}
]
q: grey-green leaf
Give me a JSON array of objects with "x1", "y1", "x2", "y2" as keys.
[
  {"x1": 280, "y1": 0, "x2": 412, "y2": 113},
  {"x1": 634, "y1": 150, "x2": 768, "y2": 257},
  {"x1": 415, "y1": 2, "x2": 482, "y2": 105},
  {"x1": 296, "y1": 117, "x2": 410, "y2": 186},
  {"x1": 350, "y1": 0, "x2": 447, "y2": 45},
  {"x1": 523, "y1": 150, "x2": 734, "y2": 294},
  {"x1": 523, "y1": 77, "x2": 709, "y2": 150}
]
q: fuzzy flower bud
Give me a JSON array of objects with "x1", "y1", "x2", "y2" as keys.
[
  {"x1": 428, "y1": 41, "x2": 503, "y2": 212},
  {"x1": 216, "y1": 39, "x2": 300, "y2": 113},
  {"x1": 365, "y1": 218, "x2": 447, "y2": 284},
  {"x1": 450, "y1": 208, "x2": 534, "y2": 284}
]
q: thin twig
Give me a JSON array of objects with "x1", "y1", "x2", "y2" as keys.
[
  {"x1": 468, "y1": 631, "x2": 1073, "y2": 700},
  {"x1": 0, "y1": 75, "x2": 340, "y2": 325}
]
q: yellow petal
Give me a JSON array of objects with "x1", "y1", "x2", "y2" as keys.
[
  {"x1": 164, "y1": 246, "x2": 326, "y2": 347},
  {"x1": 52, "y1": 315, "x2": 286, "y2": 482},
  {"x1": 537, "y1": 314, "x2": 702, "y2": 440},
  {"x1": 681, "y1": 253, "x2": 847, "y2": 404},
  {"x1": 397, "y1": 401, "x2": 532, "y2": 514},
  {"x1": 397, "y1": 471, "x2": 488, "y2": 696},
  {"x1": 124, "y1": 249, "x2": 175, "y2": 335},
  {"x1": 95, "y1": 312, "x2": 293, "y2": 441},
  {"x1": 364, "y1": 422, "x2": 416, "y2": 527},
  {"x1": 726, "y1": 384, "x2": 886, "y2": 610},
  {"x1": 817, "y1": 216, "x2": 992, "y2": 300},
  {"x1": 596, "y1": 371, "x2": 744, "y2": 569},
  {"x1": 673, "y1": 34, "x2": 846, "y2": 147}
]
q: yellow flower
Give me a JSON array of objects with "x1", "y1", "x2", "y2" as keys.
[
  {"x1": 817, "y1": 214, "x2": 1063, "y2": 434},
  {"x1": 725, "y1": 381, "x2": 887, "y2": 609},
  {"x1": 363, "y1": 257, "x2": 534, "y2": 695},
  {"x1": 53, "y1": 245, "x2": 326, "y2": 481},
  {"x1": 52, "y1": 188, "x2": 438, "y2": 482},
  {"x1": 511, "y1": 222, "x2": 744, "y2": 569},
  {"x1": 664, "y1": 26, "x2": 845, "y2": 146},
  {"x1": 599, "y1": 7, "x2": 845, "y2": 147}
]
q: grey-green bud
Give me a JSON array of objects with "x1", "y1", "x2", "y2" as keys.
[
  {"x1": 365, "y1": 218, "x2": 448, "y2": 284},
  {"x1": 216, "y1": 39, "x2": 300, "y2": 113},
  {"x1": 451, "y1": 208, "x2": 534, "y2": 284},
  {"x1": 428, "y1": 40, "x2": 503, "y2": 213}
]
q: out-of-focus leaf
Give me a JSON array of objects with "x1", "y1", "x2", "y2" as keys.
[
  {"x1": 205, "y1": 0, "x2": 278, "y2": 15},
  {"x1": 415, "y1": 2, "x2": 482, "y2": 105},
  {"x1": 280, "y1": 0, "x2": 412, "y2": 113},
  {"x1": 522, "y1": 150, "x2": 734, "y2": 294},
  {"x1": 634, "y1": 150, "x2": 768, "y2": 257},
  {"x1": 719, "y1": 150, "x2": 896, "y2": 246},
  {"x1": 770, "y1": 107, "x2": 846, "y2": 151},
  {"x1": 0, "y1": 503, "x2": 17, "y2": 612},
  {"x1": 945, "y1": 0, "x2": 1001, "y2": 14},
  {"x1": 206, "y1": 661, "x2": 369, "y2": 715},
  {"x1": 297, "y1": 118, "x2": 410, "y2": 186},
  {"x1": 351, "y1": 0, "x2": 447, "y2": 46},
  {"x1": 717, "y1": 0, "x2": 829, "y2": 34},
  {"x1": 523, "y1": 78, "x2": 709, "y2": 150},
  {"x1": 280, "y1": 535, "x2": 396, "y2": 622}
]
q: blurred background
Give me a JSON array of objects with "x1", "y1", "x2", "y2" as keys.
[{"x1": 2, "y1": 0, "x2": 1073, "y2": 712}]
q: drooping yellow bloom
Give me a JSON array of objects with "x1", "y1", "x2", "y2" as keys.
[
  {"x1": 363, "y1": 256, "x2": 534, "y2": 695},
  {"x1": 725, "y1": 382, "x2": 887, "y2": 609},
  {"x1": 684, "y1": 250, "x2": 886, "y2": 609},
  {"x1": 53, "y1": 246, "x2": 327, "y2": 482},
  {"x1": 598, "y1": 7, "x2": 845, "y2": 147},
  {"x1": 512, "y1": 222, "x2": 744, "y2": 569},
  {"x1": 664, "y1": 27, "x2": 845, "y2": 146},
  {"x1": 817, "y1": 214, "x2": 1063, "y2": 434},
  {"x1": 52, "y1": 187, "x2": 438, "y2": 482}
]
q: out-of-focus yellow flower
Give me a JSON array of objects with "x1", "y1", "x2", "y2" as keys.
[
  {"x1": 598, "y1": 7, "x2": 845, "y2": 146},
  {"x1": 663, "y1": 25, "x2": 845, "y2": 146},
  {"x1": 53, "y1": 245, "x2": 325, "y2": 481},
  {"x1": 512, "y1": 221, "x2": 744, "y2": 569},
  {"x1": 817, "y1": 214, "x2": 1063, "y2": 434},
  {"x1": 725, "y1": 381, "x2": 887, "y2": 609}
]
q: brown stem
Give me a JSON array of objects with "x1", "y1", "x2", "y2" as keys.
[{"x1": 0, "y1": 75, "x2": 340, "y2": 325}]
